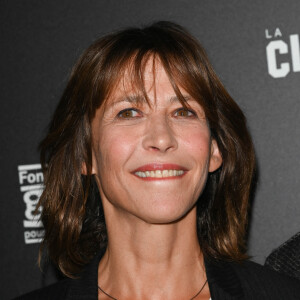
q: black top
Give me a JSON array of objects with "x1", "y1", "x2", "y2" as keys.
[{"x1": 14, "y1": 253, "x2": 300, "y2": 300}]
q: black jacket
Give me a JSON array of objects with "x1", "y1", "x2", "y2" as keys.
[
  {"x1": 265, "y1": 231, "x2": 300, "y2": 280},
  {"x1": 14, "y1": 253, "x2": 300, "y2": 299}
]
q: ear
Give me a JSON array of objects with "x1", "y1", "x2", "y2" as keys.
[
  {"x1": 81, "y1": 151, "x2": 97, "y2": 175},
  {"x1": 208, "y1": 139, "x2": 222, "y2": 172}
]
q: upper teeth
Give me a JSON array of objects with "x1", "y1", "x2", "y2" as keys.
[{"x1": 135, "y1": 170, "x2": 184, "y2": 178}]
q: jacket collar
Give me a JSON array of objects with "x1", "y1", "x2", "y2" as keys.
[
  {"x1": 66, "y1": 251, "x2": 244, "y2": 299},
  {"x1": 205, "y1": 258, "x2": 244, "y2": 299},
  {"x1": 67, "y1": 250, "x2": 105, "y2": 300}
]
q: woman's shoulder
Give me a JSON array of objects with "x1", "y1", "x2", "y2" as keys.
[
  {"x1": 13, "y1": 279, "x2": 71, "y2": 300},
  {"x1": 13, "y1": 253, "x2": 101, "y2": 300}
]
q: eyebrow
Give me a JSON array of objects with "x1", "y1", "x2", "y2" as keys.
[
  {"x1": 169, "y1": 95, "x2": 192, "y2": 103},
  {"x1": 108, "y1": 94, "x2": 192, "y2": 107}
]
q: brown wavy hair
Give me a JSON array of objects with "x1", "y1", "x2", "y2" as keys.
[{"x1": 39, "y1": 21, "x2": 255, "y2": 277}]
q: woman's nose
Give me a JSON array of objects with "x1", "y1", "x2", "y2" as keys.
[{"x1": 142, "y1": 115, "x2": 178, "y2": 153}]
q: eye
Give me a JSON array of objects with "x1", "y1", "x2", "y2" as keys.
[
  {"x1": 174, "y1": 108, "x2": 196, "y2": 118},
  {"x1": 117, "y1": 108, "x2": 142, "y2": 119}
]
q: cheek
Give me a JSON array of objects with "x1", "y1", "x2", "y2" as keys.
[
  {"x1": 181, "y1": 128, "x2": 211, "y2": 198},
  {"x1": 97, "y1": 127, "x2": 138, "y2": 170},
  {"x1": 181, "y1": 126, "x2": 211, "y2": 158}
]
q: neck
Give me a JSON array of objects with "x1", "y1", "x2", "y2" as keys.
[{"x1": 98, "y1": 205, "x2": 209, "y2": 300}]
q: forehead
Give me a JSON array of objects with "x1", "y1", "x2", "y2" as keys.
[
  {"x1": 103, "y1": 57, "x2": 187, "y2": 108},
  {"x1": 117, "y1": 57, "x2": 169, "y2": 91}
]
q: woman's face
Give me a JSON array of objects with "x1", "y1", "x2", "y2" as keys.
[{"x1": 91, "y1": 59, "x2": 222, "y2": 224}]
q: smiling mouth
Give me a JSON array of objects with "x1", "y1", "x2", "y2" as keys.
[
  {"x1": 135, "y1": 169, "x2": 185, "y2": 178},
  {"x1": 132, "y1": 163, "x2": 187, "y2": 180}
]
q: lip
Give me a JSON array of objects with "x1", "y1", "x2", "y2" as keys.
[
  {"x1": 133, "y1": 163, "x2": 188, "y2": 172},
  {"x1": 132, "y1": 163, "x2": 188, "y2": 181}
]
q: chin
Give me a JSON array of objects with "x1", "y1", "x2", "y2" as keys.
[{"x1": 136, "y1": 203, "x2": 195, "y2": 225}]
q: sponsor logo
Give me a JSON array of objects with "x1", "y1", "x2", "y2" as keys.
[
  {"x1": 265, "y1": 28, "x2": 300, "y2": 78},
  {"x1": 18, "y1": 164, "x2": 44, "y2": 244}
]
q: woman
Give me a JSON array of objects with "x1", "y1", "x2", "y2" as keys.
[{"x1": 16, "y1": 21, "x2": 300, "y2": 299}]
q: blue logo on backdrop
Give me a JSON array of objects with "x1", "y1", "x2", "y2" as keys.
[
  {"x1": 18, "y1": 164, "x2": 44, "y2": 244},
  {"x1": 265, "y1": 28, "x2": 300, "y2": 78}
]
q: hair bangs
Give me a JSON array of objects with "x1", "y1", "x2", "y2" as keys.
[{"x1": 93, "y1": 30, "x2": 213, "y2": 113}]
